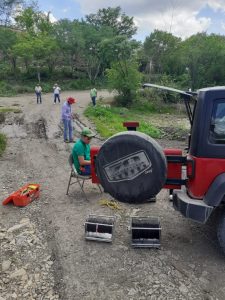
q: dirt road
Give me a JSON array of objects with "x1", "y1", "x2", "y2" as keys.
[{"x1": 0, "y1": 90, "x2": 225, "y2": 300}]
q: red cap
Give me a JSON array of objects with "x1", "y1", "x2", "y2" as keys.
[{"x1": 67, "y1": 97, "x2": 76, "y2": 104}]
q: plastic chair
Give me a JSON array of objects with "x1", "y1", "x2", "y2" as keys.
[{"x1": 66, "y1": 154, "x2": 102, "y2": 200}]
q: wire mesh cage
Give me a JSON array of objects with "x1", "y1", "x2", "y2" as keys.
[
  {"x1": 85, "y1": 214, "x2": 116, "y2": 243},
  {"x1": 130, "y1": 216, "x2": 161, "y2": 248}
]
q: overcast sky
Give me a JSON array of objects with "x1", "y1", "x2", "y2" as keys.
[{"x1": 38, "y1": 0, "x2": 225, "y2": 40}]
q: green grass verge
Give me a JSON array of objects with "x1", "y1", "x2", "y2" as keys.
[
  {"x1": 0, "y1": 107, "x2": 22, "y2": 113},
  {"x1": 0, "y1": 133, "x2": 7, "y2": 156},
  {"x1": 84, "y1": 105, "x2": 162, "y2": 139}
]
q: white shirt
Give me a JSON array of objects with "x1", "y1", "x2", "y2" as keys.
[
  {"x1": 35, "y1": 86, "x2": 42, "y2": 93},
  {"x1": 53, "y1": 86, "x2": 61, "y2": 95}
]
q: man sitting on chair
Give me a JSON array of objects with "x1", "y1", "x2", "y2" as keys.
[{"x1": 72, "y1": 127, "x2": 95, "y2": 176}]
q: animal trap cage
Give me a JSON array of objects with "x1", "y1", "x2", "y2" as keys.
[
  {"x1": 85, "y1": 214, "x2": 115, "y2": 243},
  {"x1": 130, "y1": 216, "x2": 161, "y2": 248}
]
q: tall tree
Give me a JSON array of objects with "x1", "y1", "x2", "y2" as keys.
[
  {"x1": 15, "y1": 6, "x2": 53, "y2": 34},
  {"x1": 53, "y1": 20, "x2": 85, "y2": 73},
  {"x1": 143, "y1": 30, "x2": 181, "y2": 76},
  {"x1": 85, "y1": 6, "x2": 137, "y2": 38},
  {"x1": 0, "y1": 27, "x2": 18, "y2": 72},
  {"x1": 180, "y1": 33, "x2": 225, "y2": 89},
  {"x1": 13, "y1": 6, "x2": 58, "y2": 80},
  {"x1": 80, "y1": 22, "x2": 115, "y2": 82},
  {"x1": 100, "y1": 35, "x2": 140, "y2": 72}
]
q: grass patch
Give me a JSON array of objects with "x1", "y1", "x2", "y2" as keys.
[
  {"x1": 84, "y1": 105, "x2": 162, "y2": 139},
  {"x1": 0, "y1": 107, "x2": 22, "y2": 113},
  {"x1": 0, "y1": 133, "x2": 6, "y2": 156}
]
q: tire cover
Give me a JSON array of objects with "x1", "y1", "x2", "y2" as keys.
[{"x1": 96, "y1": 131, "x2": 167, "y2": 203}]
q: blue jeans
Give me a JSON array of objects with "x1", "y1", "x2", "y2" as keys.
[
  {"x1": 54, "y1": 94, "x2": 60, "y2": 103},
  {"x1": 63, "y1": 119, "x2": 73, "y2": 141},
  {"x1": 36, "y1": 92, "x2": 42, "y2": 104},
  {"x1": 80, "y1": 165, "x2": 91, "y2": 176},
  {"x1": 91, "y1": 96, "x2": 96, "y2": 106}
]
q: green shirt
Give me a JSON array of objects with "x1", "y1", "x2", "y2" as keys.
[
  {"x1": 90, "y1": 88, "x2": 97, "y2": 97},
  {"x1": 72, "y1": 139, "x2": 90, "y2": 174}
]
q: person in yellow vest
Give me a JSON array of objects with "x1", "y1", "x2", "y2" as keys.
[{"x1": 90, "y1": 88, "x2": 97, "y2": 106}]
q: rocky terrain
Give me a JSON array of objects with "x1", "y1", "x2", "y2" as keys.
[{"x1": 0, "y1": 91, "x2": 225, "y2": 300}]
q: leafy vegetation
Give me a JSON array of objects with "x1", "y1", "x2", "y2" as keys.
[
  {"x1": 1, "y1": 3, "x2": 225, "y2": 106},
  {"x1": 84, "y1": 105, "x2": 162, "y2": 138},
  {"x1": 107, "y1": 60, "x2": 142, "y2": 106},
  {"x1": 0, "y1": 133, "x2": 6, "y2": 156}
]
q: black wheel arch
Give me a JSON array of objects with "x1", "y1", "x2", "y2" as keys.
[{"x1": 204, "y1": 173, "x2": 225, "y2": 207}]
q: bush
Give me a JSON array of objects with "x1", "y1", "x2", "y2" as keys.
[
  {"x1": 141, "y1": 73, "x2": 185, "y2": 104},
  {"x1": 0, "y1": 81, "x2": 16, "y2": 96},
  {"x1": 107, "y1": 60, "x2": 142, "y2": 107},
  {"x1": 135, "y1": 88, "x2": 166, "y2": 112},
  {"x1": 66, "y1": 79, "x2": 92, "y2": 90}
]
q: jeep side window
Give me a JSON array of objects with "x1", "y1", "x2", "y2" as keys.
[{"x1": 210, "y1": 101, "x2": 225, "y2": 144}]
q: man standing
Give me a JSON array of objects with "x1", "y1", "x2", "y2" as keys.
[
  {"x1": 61, "y1": 97, "x2": 76, "y2": 143},
  {"x1": 90, "y1": 87, "x2": 97, "y2": 106},
  {"x1": 53, "y1": 83, "x2": 61, "y2": 104},
  {"x1": 72, "y1": 127, "x2": 95, "y2": 175},
  {"x1": 35, "y1": 84, "x2": 42, "y2": 104}
]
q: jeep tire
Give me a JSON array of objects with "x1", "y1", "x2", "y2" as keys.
[{"x1": 95, "y1": 131, "x2": 167, "y2": 203}]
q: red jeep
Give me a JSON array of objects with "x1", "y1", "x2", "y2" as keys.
[{"x1": 90, "y1": 84, "x2": 225, "y2": 254}]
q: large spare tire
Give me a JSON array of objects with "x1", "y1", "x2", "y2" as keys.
[{"x1": 95, "y1": 131, "x2": 167, "y2": 203}]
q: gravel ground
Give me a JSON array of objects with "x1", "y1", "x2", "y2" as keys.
[{"x1": 0, "y1": 91, "x2": 225, "y2": 300}]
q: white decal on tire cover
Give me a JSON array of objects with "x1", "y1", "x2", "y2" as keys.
[{"x1": 103, "y1": 150, "x2": 152, "y2": 182}]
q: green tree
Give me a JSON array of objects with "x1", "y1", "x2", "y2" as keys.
[
  {"x1": 180, "y1": 33, "x2": 225, "y2": 89},
  {"x1": 85, "y1": 6, "x2": 137, "y2": 38},
  {"x1": 12, "y1": 33, "x2": 58, "y2": 80},
  {"x1": 0, "y1": 27, "x2": 18, "y2": 73},
  {"x1": 107, "y1": 60, "x2": 142, "y2": 106},
  {"x1": 53, "y1": 19, "x2": 85, "y2": 74},
  {"x1": 15, "y1": 6, "x2": 53, "y2": 34},
  {"x1": 143, "y1": 30, "x2": 181, "y2": 76},
  {"x1": 80, "y1": 22, "x2": 115, "y2": 82},
  {"x1": 100, "y1": 35, "x2": 140, "y2": 67},
  {"x1": 13, "y1": 6, "x2": 58, "y2": 80}
]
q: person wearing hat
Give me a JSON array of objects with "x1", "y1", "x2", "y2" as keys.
[
  {"x1": 61, "y1": 97, "x2": 76, "y2": 143},
  {"x1": 72, "y1": 127, "x2": 95, "y2": 175}
]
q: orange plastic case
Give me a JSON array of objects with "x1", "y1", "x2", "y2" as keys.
[{"x1": 2, "y1": 184, "x2": 40, "y2": 207}]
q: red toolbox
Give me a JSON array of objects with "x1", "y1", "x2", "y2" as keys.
[{"x1": 2, "y1": 184, "x2": 40, "y2": 207}]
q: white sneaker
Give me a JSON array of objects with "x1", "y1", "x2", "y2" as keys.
[{"x1": 54, "y1": 103, "x2": 56, "y2": 105}]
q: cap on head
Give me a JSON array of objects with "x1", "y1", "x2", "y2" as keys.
[
  {"x1": 81, "y1": 127, "x2": 95, "y2": 138},
  {"x1": 67, "y1": 97, "x2": 76, "y2": 104}
]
